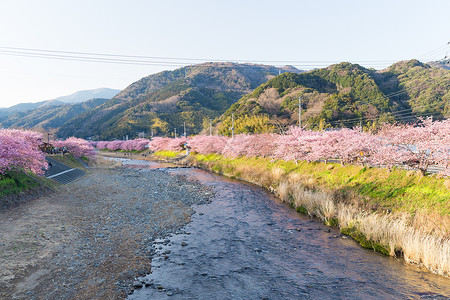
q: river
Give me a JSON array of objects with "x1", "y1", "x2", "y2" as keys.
[{"x1": 120, "y1": 159, "x2": 450, "y2": 299}]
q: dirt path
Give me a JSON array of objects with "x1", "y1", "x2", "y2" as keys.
[{"x1": 0, "y1": 165, "x2": 212, "y2": 299}]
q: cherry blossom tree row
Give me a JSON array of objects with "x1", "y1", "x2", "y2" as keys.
[
  {"x1": 148, "y1": 118, "x2": 450, "y2": 176},
  {"x1": 96, "y1": 139, "x2": 151, "y2": 152}
]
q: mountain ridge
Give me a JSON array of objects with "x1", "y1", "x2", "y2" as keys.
[
  {"x1": 215, "y1": 59, "x2": 449, "y2": 135},
  {"x1": 57, "y1": 63, "x2": 302, "y2": 139}
]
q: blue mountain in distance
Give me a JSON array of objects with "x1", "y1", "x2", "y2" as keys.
[
  {"x1": 53, "y1": 88, "x2": 120, "y2": 104},
  {"x1": 0, "y1": 88, "x2": 120, "y2": 117}
]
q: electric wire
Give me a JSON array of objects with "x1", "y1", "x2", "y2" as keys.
[
  {"x1": 418, "y1": 43, "x2": 449, "y2": 60},
  {"x1": 0, "y1": 46, "x2": 397, "y2": 69},
  {"x1": 0, "y1": 46, "x2": 399, "y2": 65},
  {"x1": 324, "y1": 100, "x2": 447, "y2": 126}
]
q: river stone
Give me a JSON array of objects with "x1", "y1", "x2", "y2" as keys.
[{"x1": 144, "y1": 280, "x2": 153, "y2": 287}]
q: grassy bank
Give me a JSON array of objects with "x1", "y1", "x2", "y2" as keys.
[
  {"x1": 153, "y1": 150, "x2": 450, "y2": 278},
  {"x1": 0, "y1": 171, "x2": 42, "y2": 198},
  {"x1": 0, "y1": 153, "x2": 89, "y2": 208},
  {"x1": 0, "y1": 170, "x2": 55, "y2": 209},
  {"x1": 49, "y1": 154, "x2": 88, "y2": 170}
]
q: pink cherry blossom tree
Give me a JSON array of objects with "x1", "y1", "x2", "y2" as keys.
[
  {"x1": 189, "y1": 135, "x2": 228, "y2": 154},
  {"x1": 274, "y1": 127, "x2": 321, "y2": 162},
  {"x1": 370, "y1": 118, "x2": 450, "y2": 175},
  {"x1": 96, "y1": 141, "x2": 110, "y2": 150},
  {"x1": 52, "y1": 137, "x2": 95, "y2": 158},
  {"x1": 0, "y1": 129, "x2": 47, "y2": 175},
  {"x1": 148, "y1": 137, "x2": 172, "y2": 152},
  {"x1": 106, "y1": 140, "x2": 124, "y2": 151},
  {"x1": 120, "y1": 139, "x2": 151, "y2": 151}
]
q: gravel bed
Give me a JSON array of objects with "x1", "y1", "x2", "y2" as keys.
[{"x1": 0, "y1": 166, "x2": 213, "y2": 299}]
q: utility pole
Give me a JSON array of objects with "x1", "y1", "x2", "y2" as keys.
[
  {"x1": 174, "y1": 128, "x2": 177, "y2": 138},
  {"x1": 231, "y1": 114, "x2": 235, "y2": 138},
  {"x1": 298, "y1": 97, "x2": 302, "y2": 128},
  {"x1": 360, "y1": 117, "x2": 363, "y2": 129},
  {"x1": 183, "y1": 122, "x2": 186, "y2": 137},
  {"x1": 209, "y1": 118, "x2": 212, "y2": 136},
  {"x1": 151, "y1": 128, "x2": 154, "y2": 138}
]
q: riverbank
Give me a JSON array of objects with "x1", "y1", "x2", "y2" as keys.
[
  {"x1": 0, "y1": 163, "x2": 212, "y2": 299},
  {"x1": 148, "y1": 150, "x2": 450, "y2": 278}
]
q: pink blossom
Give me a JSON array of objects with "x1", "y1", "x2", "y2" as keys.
[
  {"x1": 189, "y1": 135, "x2": 228, "y2": 154},
  {"x1": 148, "y1": 137, "x2": 172, "y2": 152},
  {"x1": 221, "y1": 134, "x2": 278, "y2": 158},
  {"x1": 52, "y1": 137, "x2": 95, "y2": 158},
  {"x1": 370, "y1": 118, "x2": 450, "y2": 175},
  {"x1": 120, "y1": 139, "x2": 151, "y2": 151},
  {"x1": 0, "y1": 129, "x2": 47, "y2": 175},
  {"x1": 106, "y1": 140, "x2": 124, "y2": 151},
  {"x1": 96, "y1": 141, "x2": 110, "y2": 150}
]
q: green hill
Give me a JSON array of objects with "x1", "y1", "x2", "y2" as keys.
[
  {"x1": 217, "y1": 60, "x2": 450, "y2": 134},
  {"x1": 57, "y1": 62, "x2": 300, "y2": 139}
]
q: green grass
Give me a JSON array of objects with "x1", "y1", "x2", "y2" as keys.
[
  {"x1": 153, "y1": 150, "x2": 180, "y2": 158},
  {"x1": 155, "y1": 151, "x2": 450, "y2": 217},
  {"x1": 49, "y1": 154, "x2": 86, "y2": 170},
  {"x1": 0, "y1": 171, "x2": 42, "y2": 198},
  {"x1": 341, "y1": 226, "x2": 390, "y2": 256}
]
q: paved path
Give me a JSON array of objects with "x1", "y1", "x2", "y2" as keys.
[{"x1": 44, "y1": 157, "x2": 86, "y2": 184}]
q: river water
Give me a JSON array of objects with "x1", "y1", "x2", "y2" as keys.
[{"x1": 121, "y1": 159, "x2": 450, "y2": 299}]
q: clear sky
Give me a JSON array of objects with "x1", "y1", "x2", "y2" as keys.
[{"x1": 0, "y1": 0, "x2": 449, "y2": 108}]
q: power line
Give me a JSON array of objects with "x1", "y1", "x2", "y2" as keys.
[
  {"x1": 324, "y1": 100, "x2": 446, "y2": 126},
  {"x1": 0, "y1": 46, "x2": 399, "y2": 64},
  {"x1": 0, "y1": 50, "x2": 188, "y2": 67},
  {"x1": 417, "y1": 43, "x2": 450, "y2": 60},
  {"x1": 0, "y1": 46, "x2": 398, "y2": 69}
]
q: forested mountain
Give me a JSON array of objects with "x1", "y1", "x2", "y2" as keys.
[
  {"x1": 216, "y1": 60, "x2": 449, "y2": 135},
  {"x1": 57, "y1": 63, "x2": 300, "y2": 139},
  {"x1": 0, "y1": 98, "x2": 109, "y2": 130}
]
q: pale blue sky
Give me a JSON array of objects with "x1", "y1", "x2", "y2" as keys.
[{"x1": 0, "y1": 0, "x2": 449, "y2": 108}]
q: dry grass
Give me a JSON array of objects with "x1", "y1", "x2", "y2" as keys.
[{"x1": 285, "y1": 181, "x2": 450, "y2": 277}]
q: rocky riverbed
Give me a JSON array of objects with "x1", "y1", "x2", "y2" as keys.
[{"x1": 0, "y1": 165, "x2": 213, "y2": 299}]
